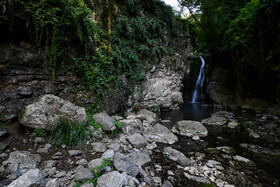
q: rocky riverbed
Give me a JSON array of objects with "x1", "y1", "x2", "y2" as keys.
[{"x1": 0, "y1": 96, "x2": 280, "y2": 187}]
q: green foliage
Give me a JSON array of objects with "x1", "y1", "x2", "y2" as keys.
[
  {"x1": 74, "y1": 158, "x2": 114, "y2": 187},
  {"x1": 241, "y1": 122, "x2": 258, "y2": 131},
  {"x1": 111, "y1": 122, "x2": 123, "y2": 138},
  {"x1": 16, "y1": 0, "x2": 98, "y2": 80},
  {"x1": 32, "y1": 129, "x2": 47, "y2": 137},
  {"x1": 86, "y1": 109, "x2": 105, "y2": 135},
  {"x1": 50, "y1": 119, "x2": 88, "y2": 147}
]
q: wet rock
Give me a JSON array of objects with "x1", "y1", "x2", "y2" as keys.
[
  {"x1": 184, "y1": 173, "x2": 211, "y2": 186},
  {"x1": 145, "y1": 123, "x2": 178, "y2": 144},
  {"x1": 20, "y1": 94, "x2": 88, "y2": 130},
  {"x1": 127, "y1": 133, "x2": 148, "y2": 149},
  {"x1": 130, "y1": 152, "x2": 151, "y2": 166},
  {"x1": 0, "y1": 127, "x2": 8, "y2": 137},
  {"x1": 74, "y1": 167, "x2": 93, "y2": 181},
  {"x1": 113, "y1": 152, "x2": 138, "y2": 177},
  {"x1": 96, "y1": 171, "x2": 125, "y2": 187},
  {"x1": 92, "y1": 111, "x2": 116, "y2": 131},
  {"x1": 249, "y1": 132, "x2": 260, "y2": 139},
  {"x1": 163, "y1": 147, "x2": 194, "y2": 166},
  {"x1": 137, "y1": 109, "x2": 158, "y2": 125},
  {"x1": 212, "y1": 111, "x2": 234, "y2": 119},
  {"x1": 172, "y1": 120, "x2": 208, "y2": 137},
  {"x1": 3, "y1": 151, "x2": 41, "y2": 174},
  {"x1": 240, "y1": 143, "x2": 280, "y2": 159},
  {"x1": 101, "y1": 150, "x2": 115, "y2": 160},
  {"x1": 233, "y1": 155, "x2": 255, "y2": 165},
  {"x1": 87, "y1": 159, "x2": 103, "y2": 170},
  {"x1": 7, "y1": 169, "x2": 45, "y2": 187},
  {"x1": 68, "y1": 150, "x2": 83, "y2": 157},
  {"x1": 119, "y1": 119, "x2": 143, "y2": 134},
  {"x1": 46, "y1": 178, "x2": 59, "y2": 187},
  {"x1": 204, "y1": 146, "x2": 235, "y2": 154},
  {"x1": 91, "y1": 142, "x2": 107, "y2": 153},
  {"x1": 201, "y1": 116, "x2": 227, "y2": 126}
]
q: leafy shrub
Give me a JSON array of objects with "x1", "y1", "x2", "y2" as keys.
[
  {"x1": 50, "y1": 119, "x2": 88, "y2": 147},
  {"x1": 32, "y1": 129, "x2": 47, "y2": 137}
]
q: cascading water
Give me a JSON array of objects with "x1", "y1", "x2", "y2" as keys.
[{"x1": 191, "y1": 56, "x2": 205, "y2": 103}]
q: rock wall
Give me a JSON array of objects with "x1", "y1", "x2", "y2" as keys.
[{"x1": 132, "y1": 52, "x2": 192, "y2": 111}]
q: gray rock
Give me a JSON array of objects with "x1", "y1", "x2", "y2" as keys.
[
  {"x1": 0, "y1": 142, "x2": 8, "y2": 151},
  {"x1": 37, "y1": 144, "x2": 52, "y2": 154},
  {"x1": 249, "y1": 132, "x2": 260, "y2": 139},
  {"x1": 137, "y1": 109, "x2": 158, "y2": 125},
  {"x1": 201, "y1": 116, "x2": 227, "y2": 126},
  {"x1": 91, "y1": 142, "x2": 107, "y2": 153},
  {"x1": 184, "y1": 173, "x2": 211, "y2": 185},
  {"x1": 46, "y1": 178, "x2": 59, "y2": 187},
  {"x1": 162, "y1": 180, "x2": 173, "y2": 187},
  {"x1": 113, "y1": 152, "x2": 138, "y2": 177},
  {"x1": 152, "y1": 177, "x2": 162, "y2": 185},
  {"x1": 0, "y1": 127, "x2": 7, "y2": 137},
  {"x1": 96, "y1": 171, "x2": 125, "y2": 187},
  {"x1": 172, "y1": 120, "x2": 208, "y2": 137},
  {"x1": 34, "y1": 137, "x2": 45, "y2": 143},
  {"x1": 87, "y1": 158, "x2": 103, "y2": 170},
  {"x1": 76, "y1": 159, "x2": 88, "y2": 166},
  {"x1": 233, "y1": 155, "x2": 255, "y2": 165},
  {"x1": 130, "y1": 152, "x2": 151, "y2": 166},
  {"x1": 145, "y1": 123, "x2": 178, "y2": 144},
  {"x1": 240, "y1": 143, "x2": 280, "y2": 159},
  {"x1": 163, "y1": 147, "x2": 194, "y2": 166},
  {"x1": 20, "y1": 94, "x2": 88, "y2": 130},
  {"x1": 112, "y1": 116, "x2": 123, "y2": 121},
  {"x1": 3, "y1": 151, "x2": 41, "y2": 174},
  {"x1": 101, "y1": 150, "x2": 115, "y2": 160},
  {"x1": 44, "y1": 160, "x2": 58, "y2": 168},
  {"x1": 7, "y1": 169, "x2": 45, "y2": 187},
  {"x1": 263, "y1": 123, "x2": 277, "y2": 130},
  {"x1": 107, "y1": 143, "x2": 121, "y2": 152},
  {"x1": 127, "y1": 133, "x2": 148, "y2": 149},
  {"x1": 68, "y1": 150, "x2": 84, "y2": 156},
  {"x1": 123, "y1": 173, "x2": 140, "y2": 187},
  {"x1": 227, "y1": 122, "x2": 238, "y2": 128},
  {"x1": 92, "y1": 112, "x2": 116, "y2": 131},
  {"x1": 204, "y1": 146, "x2": 235, "y2": 154},
  {"x1": 74, "y1": 167, "x2": 93, "y2": 181},
  {"x1": 55, "y1": 171, "x2": 66, "y2": 178},
  {"x1": 212, "y1": 111, "x2": 234, "y2": 119},
  {"x1": 119, "y1": 119, "x2": 143, "y2": 134}
]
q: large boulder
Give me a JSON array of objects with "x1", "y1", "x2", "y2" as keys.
[
  {"x1": 92, "y1": 112, "x2": 116, "y2": 131},
  {"x1": 20, "y1": 94, "x2": 87, "y2": 130},
  {"x1": 145, "y1": 123, "x2": 178, "y2": 144},
  {"x1": 172, "y1": 120, "x2": 208, "y2": 137},
  {"x1": 163, "y1": 147, "x2": 194, "y2": 166},
  {"x1": 3, "y1": 151, "x2": 41, "y2": 174},
  {"x1": 7, "y1": 169, "x2": 45, "y2": 187}
]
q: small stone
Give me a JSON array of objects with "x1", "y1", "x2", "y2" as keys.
[
  {"x1": 76, "y1": 159, "x2": 88, "y2": 166},
  {"x1": 7, "y1": 169, "x2": 45, "y2": 187},
  {"x1": 152, "y1": 177, "x2": 162, "y2": 185},
  {"x1": 163, "y1": 147, "x2": 194, "y2": 166},
  {"x1": 162, "y1": 180, "x2": 174, "y2": 187},
  {"x1": 192, "y1": 136, "x2": 200, "y2": 141},
  {"x1": 228, "y1": 122, "x2": 238, "y2": 128},
  {"x1": 69, "y1": 150, "x2": 84, "y2": 156},
  {"x1": 23, "y1": 139, "x2": 28, "y2": 144},
  {"x1": 101, "y1": 150, "x2": 115, "y2": 160},
  {"x1": 249, "y1": 132, "x2": 260, "y2": 139},
  {"x1": 44, "y1": 160, "x2": 58, "y2": 168},
  {"x1": 88, "y1": 158, "x2": 103, "y2": 170},
  {"x1": 107, "y1": 143, "x2": 121, "y2": 152},
  {"x1": 167, "y1": 170, "x2": 175, "y2": 176},
  {"x1": 55, "y1": 171, "x2": 66, "y2": 178},
  {"x1": 91, "y1": 143, "x2": 107, "y2": 153},
  {"x1": 34, "y1": 137, "x2": 45, "y2": 143}
]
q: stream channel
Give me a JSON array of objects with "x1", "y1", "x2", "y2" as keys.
[{"x1": 156, "y1": 102, "x2": 280, "y2": 186}]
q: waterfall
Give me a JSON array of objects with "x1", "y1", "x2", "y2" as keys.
[{"x1": 191, "y1": 56, "x2": 205, "y2": 103}]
